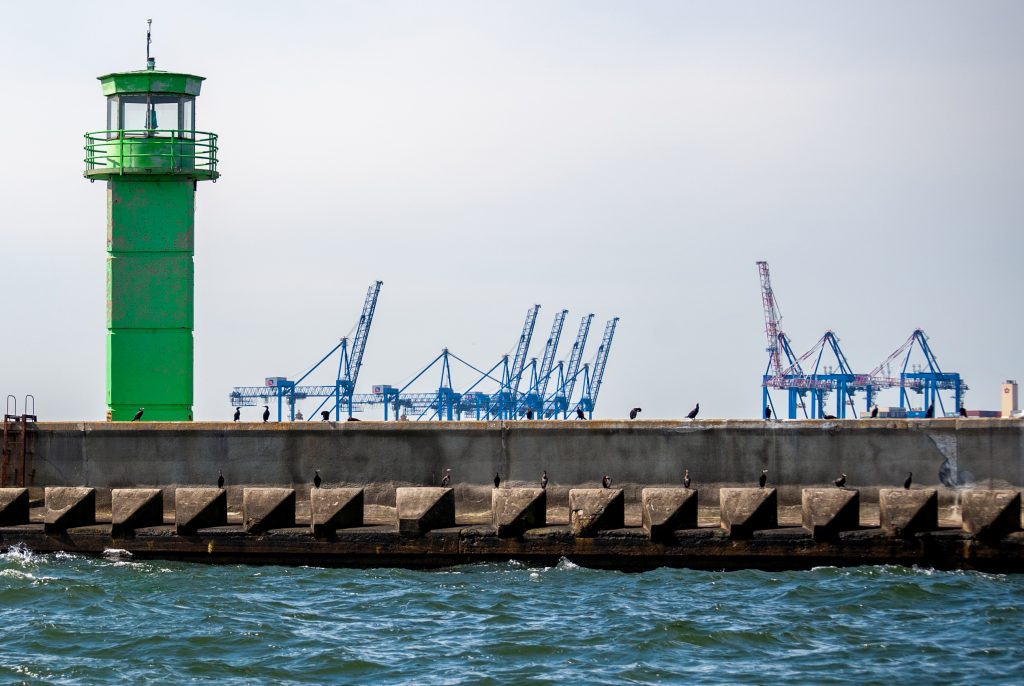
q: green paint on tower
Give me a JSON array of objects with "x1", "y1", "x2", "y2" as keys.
[{"x1": 85, "y1": 58, "x2": 219, "y2": 421}]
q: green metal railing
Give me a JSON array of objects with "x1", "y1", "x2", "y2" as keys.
[{"x1": 84, "y1": 130, "x2": 218, "y2": 176}]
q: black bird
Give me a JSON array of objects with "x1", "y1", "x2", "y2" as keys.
[
  {"x1": 870, "y1": 405, "x2": 879, "y2": 418},
  {"x1": 540, "y1": 470, "x2": 548, "y2": 489},
  {"x1": 494, "y1": 472, "x2": 501, "y2": 488},
  {"x1": 262, "y1": 405, "x2": 270, "y2": 422},
  {"x1": 903, "y1": 472, "x2": 913, "y2": 490},
  {"x1": 313, "y1": 470, "x2": 322, "y2": 489},
  {"x1": 925, "y1": 403, "x2": 935, "y2": 418},
  {"x1": 233, "y1": 407, "x2": 241, "y2": 422},
  {"x1": 131, "y1": 407, "x2": 144, "y2": 422},
  {"x1": 823, "y1": 413, "x2": 837, "y2": 420},
  {"x1": 601, "y1": 475, "x2": 611, "y2": 489},
  {"x1": 576, "y1": 407, "x2": 586, "y2": 420},
  {"x1": 217, "y1": 471, "x2": 225, "y2": 489},
  {"x1": 321, "y1": 410, "x2": 330, "y2": 421},
  {"x1": 959, "y1": 406, "x2": 967, "y2": 418},
  {"x1": 526, "y1": 408, "x2": 534, "y2": 420},
  {"x1": 764, "y1": 406, "x2": 772, "y2": 420},
  {"x1": 629, "y1": 407, "x2": 642, "y2": 420},
  {"x1": 347, "y1": 416, "x2": 361, "y2": 422},
  {"x1": 687, "y1": 403, "x2": 700, "y2": 420},
  {"x1": 758, "y1": 469, "x2": 768, "y2": 488},
  {"x1": 833, "y1": 473, "x2": 847, "y2": 488},
  {"x1": 683, "y1": 469, "x2": 691, "y2": 489},
  {"x1": 440, "y1": 469, "x2": 451, "y2": 487}
]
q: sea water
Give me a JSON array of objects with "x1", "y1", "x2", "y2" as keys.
[{"x1": 1, "y1": 546, "x2": 1021, "y2": 684}]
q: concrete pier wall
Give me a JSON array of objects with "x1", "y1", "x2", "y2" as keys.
[{"x1": 20, "y1": 419, "x2": 1023, "y2": 507}]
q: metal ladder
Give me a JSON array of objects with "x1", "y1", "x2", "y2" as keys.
[{"x1": 2, "y1": 395, "x2": 36, "y2": 488}]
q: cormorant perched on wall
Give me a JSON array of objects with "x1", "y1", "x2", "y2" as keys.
[
  {"x1": 313, "y1": 470, "x2": 322, "y2": 489},
  {"x1": 321, "y1": 410, "x2": 330, "y2": 421},
  {"x1": 764, "y1": 407, "x2": 772, "y2": 420},
  {"x1": 871, "y1": 405, "x2": 879, "y2": 418},
  {"x1": 758, "y1": 469, "x2": 768, "y2": 488},
  {"x1": 959, "y1": 406, "x2": 968, "y2": 418},
  {"x1": 576, "y1": 407, "x2": 586, "y2": 420},
  {"x1": 494, "y1": 472, "x2": 501, "y2": 488},
  {"x1": 347, "y1": 416, "x2": 361, "y2": 422},
  {"x1": 540, "y1": 470, "x2": 548, "y2": 489},
  {"x1": 925, "y1": 403, "x2": 935, "y2": 418},
  {"x1": 217, "y1": 471, "x2": 224, "y2": 489},
  {"x1": 629, "y1": 407, "x2": 642, "y2": 420},
  {"x1": 687, "y1": 403, "x2": 700, "y2": 420},
  {"x1": 683, "y1": 469, "x2": 691, "y2": 489},
  {"x1": 601, "y1": 475, "x2": 611, "y2": 489},
  {"x1": 262, "y1": 405, "x2": 270, "y2": 422},
  {"x1": 440, "y1": 469, "x2": 451, "y2": 487},
  {"x1": 233, "y1": 407, "x2": 241, "y2": 422},
  {"x1": 833, "y1": 473, "x2": 847, "y2": 488},
  {"x1": 823, "y1": 413, "x2": 837, "y2": 420},
  {"x1": 132, "y1": 407, "x2": 144, "y2": 422},
  {"x1": 904, "y1": 472, "x2": 913, "y2": 489},
  {"x1": 526, "y1": 408, "x2": 534, "y2": 420}
]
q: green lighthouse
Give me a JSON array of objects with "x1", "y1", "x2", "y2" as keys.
[{"x1": 84, "y1": 51, "x2": 218, "y2": 421}]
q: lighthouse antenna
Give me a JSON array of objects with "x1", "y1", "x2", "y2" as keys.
[{"x1": 146, "y1": 19, "x2": 154, "y2": 70}]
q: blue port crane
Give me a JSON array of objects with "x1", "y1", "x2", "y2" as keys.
[
  {"x1": 544, "y1": 313, "x2": 594, "y2": 418},
  {"x1": 576, "y1": 317, "x2": 619, "y2": 418},
  {"x1": 229, "y1": 281, "x2": 383, "y2": 420},
  {"x1": 485, "y1": 305, "x2": 540, "y2": 419},
  {"x1": 351, "y1": 305, "x2": 618, "y2": 422},
  {"x1": 515, "y1": 309, "x2": 568, "y2": 418},
  {"x1": 788, "y1": 330, "x2": 868, "y2": 419},
  {"x1": 863, "y1": 329, "x2": 966, "y2": 417}
]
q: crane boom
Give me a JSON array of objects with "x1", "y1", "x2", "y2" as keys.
[
  {"x1": 509, "y1": 304, "x2": 540, "y2": 394},
  {"x1": 586, "y1": 317, "x2": 619, "y2": 409},
  {"x1": 347, "y1": 280, "x2": 382, "y2": 390},
  {"x1": 537, "y1": 309, "x2": 568, "y2": 398},
  {"x1": 562, "y1": 313, "x2": 593, "y2": 403},
  {"x1": 758, "y1": 260, "x2": 784, "y2": 378}
]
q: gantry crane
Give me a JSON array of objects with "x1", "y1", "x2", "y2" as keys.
[
  {"x1": 229, "y1": 281, "x2": 382, "y2": 420},
  {"x1": 864, "y1": 329, "x2": 966, "y2": 417},
  {"x1": 576, "y1": 317, "x2": 619, "y2": 418}
]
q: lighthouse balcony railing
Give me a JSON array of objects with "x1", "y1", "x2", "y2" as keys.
[{"x1": 84, "y1": 129, "x2": 218, "y2": 178}]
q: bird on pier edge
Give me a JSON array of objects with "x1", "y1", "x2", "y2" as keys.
[
  {"x1": 630, "y1": 407, "x2": 642, "y2": 420},
  {"x1": 904, "y1": 472, "x2": 913, "y2": 489},
  {"x1": 576, "y1": 407, "x2": 586, "y2": 420},
  {"x1": 540, "y1": 470, "x2": 548, "y2": 489},
  {"x1": 759, "y1": 469, "x2": 768, "y2": 488},
  {"x1": 687, "y1": 403, "x2": 699, "y2": 420},
  {"x1": 441, "y1": 469, "x2": 451, "y2": 487},
  {"x1": 602, "y1": 475, "x2": 611, "y2": 489},
  {"x1": 494, "y1": 472, "x2": 501, "y2": 489},
  {"x1": 233, "y1": 407, "x2": 240, "y2": 422},
  {"x1": 132, "y1": 407, "x2": 144, "y2": 422},
  {"x1": 833, "y1": 473, "x2": 847, "y2": 489},
  {"x1": 683, "y1": 469, "x2": 691, "y2": 489},
  {"x1": 262, "y1": 405, "x2": 270, "y2": 423},
  {"x1": 217, "y1": 471, "x2": 225, "y2": 489},
  {"x1": 313, "y1": 470, "x2": 322, "y2": 489}
]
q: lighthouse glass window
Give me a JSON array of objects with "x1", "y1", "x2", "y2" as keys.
[{"x1": 116, "y1": 96, "x2": 194, "y2": 137}]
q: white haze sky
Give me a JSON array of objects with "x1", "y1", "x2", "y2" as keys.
[{"x1": 0, "y1": 1, "x2": 1021, "y2": 421}]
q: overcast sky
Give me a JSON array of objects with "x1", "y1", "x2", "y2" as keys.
[{"x1": 0, "y1": 1, "x2": 1021, "y2": 421}]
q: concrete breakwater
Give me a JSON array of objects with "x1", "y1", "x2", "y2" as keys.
[
  {"x1": 0, "y1": 485, "x2": 1021, "y2": 571},
  {"x1": 15, "y1": 419, "x2": 1024, "y2": 511}
]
